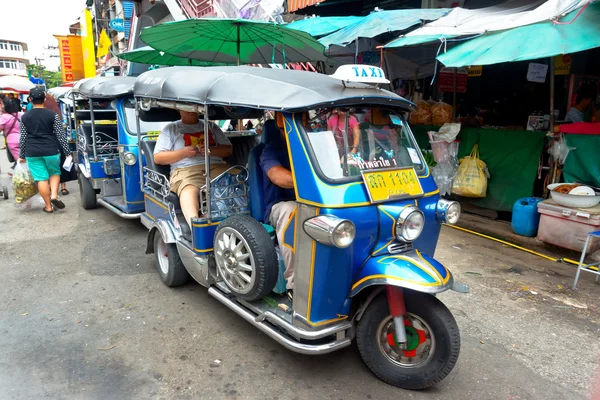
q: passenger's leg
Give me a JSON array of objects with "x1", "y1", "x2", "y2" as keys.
[
  {"x1": 179, "y1": 184, "x2": 201, "y2": 228},
  {"x1": 269, "y1": 201, "x2": 298, "y2": 290}
]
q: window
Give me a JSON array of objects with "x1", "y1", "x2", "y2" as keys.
[
  {"x1": 303, "y1": 107, "x2": 425, "y2": 181},
  {"x1": 123, "y1": 98, "x2": 172, "y2": 135},
  {"x1": 9, "y1": 42, "x2": 22, "y2": 52},
  {"x1": 0, "y1": 42, "x2": 7, "y2": 50}
]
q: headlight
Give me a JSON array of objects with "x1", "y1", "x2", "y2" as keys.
[
  {"x1": 122, "y1": 152, "x2": 137, "y2": 166},
  {"x1": 436, "y1": 200, "x2": 461, "y2": 225},
  {"x1": 304, "y1": 215, "x2": 356, "y2": 248},
  {"x1": 395, "y1": 206, "x2": 424, "y2": 242}
]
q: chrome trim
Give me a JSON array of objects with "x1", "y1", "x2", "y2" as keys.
[
  {"x1": 303, "y1": 214, "x2": 355, "y2": 248},
  {"x1": 140, "y1": 214, "x2": 153, "y2": 230},
  {"x1": 208, "y1": 288, "x2": 351, "y2": 355},
  {"x1": 351, "y1": 274, "x2": 454, "y2": 297},
  {"x1": 436, "y1": 199, "x2": 461, "y2": 225},
  {"x1": 395, "y1": 206, "x2": 424, "y2": 242},
  {"x1": 78, "y1": 163, "x2": 90, "y2": 178},
  {"x1": 97, "y1": 198, "x2": 141, "y2": 219},
  {"x1": 253, "y1": 311, "x2": 352, "y2": 341},
  {"x1": 151, "y1": 218, "x2": 178, "y2": 244},
  {"x1": 177, "y1": 241, "x2": 211, "y2": 288},
  {"x1": 387, "y1": 242, "x2": 412, "y2": 254}
]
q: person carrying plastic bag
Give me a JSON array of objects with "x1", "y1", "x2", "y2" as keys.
[
  {"x1": 452, "y1": 144, "x2": 489, "y2": 198},
  {"x1": 12, "y1": 162, "x2": 38, "y2": 205}
]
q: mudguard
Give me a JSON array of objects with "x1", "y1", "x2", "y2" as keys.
[{"x1": 350, "y1": 250, "x2": 453, "y2": 297}]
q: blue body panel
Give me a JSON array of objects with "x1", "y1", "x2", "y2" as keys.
[
  {"x1": 144, "y1": 194, "x2": 169, "y2": 221},
  {"x1": 191, "y1": 221, "x2": 219, "y2": 254}
]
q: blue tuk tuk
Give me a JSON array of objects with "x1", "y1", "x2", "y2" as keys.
[
  {"x1": 73, "y1": 77, "x2": 175, "y2": 218},
  {"x1": 135, "y1": 65, "x2": 465, "y2": 390}
]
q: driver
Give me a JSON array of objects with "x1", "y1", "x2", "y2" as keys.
[
  {"x1": 259, "y1": 118, "x2": 296, "y2": 298},
  {"x1": 154, "y1": 110, "x2": 233, "y2": 228}
]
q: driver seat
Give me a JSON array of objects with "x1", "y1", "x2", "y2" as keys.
[{"x1": 247, "y1": 119, "x2": 283, "y2": 223}]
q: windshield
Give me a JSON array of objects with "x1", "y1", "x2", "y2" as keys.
[
  {"x1": 123, "y1": 98, "x2": 171, "y2": 135},
  {"x1": 303, "y1": 107, "x2": 425, "y2": 181}
]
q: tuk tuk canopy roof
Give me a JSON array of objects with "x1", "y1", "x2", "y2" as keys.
[
  {"x1": 74, "y1": 76, "x2": 136, "y2": 99},
  {"x1": 133, "y1": 66, "x2": 415, "y2": 112}
]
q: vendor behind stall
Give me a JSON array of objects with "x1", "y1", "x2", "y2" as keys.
[{"x1": 565, "y1": 85, "x2": 596, "y2": 123}]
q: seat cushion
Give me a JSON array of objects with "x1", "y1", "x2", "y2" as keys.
[{"x1": 248, "y1": 143, "x2": 265, "y2": 222}]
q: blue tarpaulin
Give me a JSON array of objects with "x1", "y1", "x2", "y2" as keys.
[
  {"x1": 286, "y1": 16, "x2": 363, "y2": 38},
  {"x1": 319, "y1": 9, "x2": 451, "y2": 47}
]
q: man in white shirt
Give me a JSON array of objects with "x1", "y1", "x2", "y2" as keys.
[
  {"x1": 154, "y1": 111, "x2": 232, "y2": 228},
  {"x1": 565, "y1": 86, "x2": 595, "y2": 123}
]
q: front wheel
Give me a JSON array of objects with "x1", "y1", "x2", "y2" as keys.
[
  {"x1": 153, "y1": 231, "x2": 190, "y2": 287},
  {"x1": 78, "y1": 172, "x2": 97, "y2": 210},
  {"x1": 356, "y1": 290, "x2": 460, "y2": 390}
]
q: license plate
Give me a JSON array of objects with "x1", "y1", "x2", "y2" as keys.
[
  {"x1": 361, "y1": 168, "x2": 423, "y2": 203},
  {"x1": 146, "y1": 131, "x2": 160, "y2": 141}
]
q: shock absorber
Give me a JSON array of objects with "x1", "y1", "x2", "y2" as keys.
[{"x1": 386, "y1": 286, "x2": 407, "y2": 349}]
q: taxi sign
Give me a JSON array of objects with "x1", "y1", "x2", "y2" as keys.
[{"x1": 331, "y1": 64, "x2": 390, "y2": 85}]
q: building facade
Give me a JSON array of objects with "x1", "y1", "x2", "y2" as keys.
[{"x1": 0, "y1": 39, "x2": 28, "y2": 77}]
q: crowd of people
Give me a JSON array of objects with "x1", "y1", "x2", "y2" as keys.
[{"x1": 0, "y1": 88, "x2": 74, "y2": 212}]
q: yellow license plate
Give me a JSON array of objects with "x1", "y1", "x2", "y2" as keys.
[
  {"x1": 361, "y1": 168, "x2": 423, "y2": 203},
  {"x1": 146, "y1": 131, "x2": 160, "y2": 140}
]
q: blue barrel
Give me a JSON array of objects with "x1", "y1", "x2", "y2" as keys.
[{"x1": 511, "y1": 197, "x2": 543, "y2": 237}]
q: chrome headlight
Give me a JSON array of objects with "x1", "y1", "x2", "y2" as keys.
[
  {"x1": 436, "y1": 199, "x2": 461, "y2": 225},
  {"x1": 395, "y1": 206, "x2": 425, "y2": 242},
  {"x1": 304, "y1": 215, "x2": 356, "y2": 248},
  {"x1": 122, "y1": 152, "x2": 137, "y2": 166}
]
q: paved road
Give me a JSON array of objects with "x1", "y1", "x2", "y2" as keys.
[{"x1": 0, "y1": 154, "x2": 598, "y2": 400}]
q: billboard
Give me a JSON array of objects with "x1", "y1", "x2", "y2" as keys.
[
  {"x1": 54, "y1": 35, "x2": 85, "y2": 82},
  {"x1": 81, "y1": 8, "x2": 96, "y2": 78}
]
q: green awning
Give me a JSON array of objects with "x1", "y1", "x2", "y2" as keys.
[{"x1": 437, "y1": 2, "x2": 600, "y2": 67}]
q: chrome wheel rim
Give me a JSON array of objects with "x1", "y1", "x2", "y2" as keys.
[
  {"x1": 377, "y1": 313, "x2": 435, "y2": 368},
  {"x1": 156, "y1": 237, "x2": 169, "y2": 275},
  {"x1": 215, "y1": 227, "x2": 256, "y2": 295}
]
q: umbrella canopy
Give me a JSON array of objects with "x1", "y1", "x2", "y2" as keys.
[
  {"x1": 118, "y1": 46, "x2": 229, "y2": 66},
  {"x1": 286, "y1": 16, "x2": 363, "y2": 38},
  {"x1": 437, "y1": 2, "x2": 600, "y2": 67},
  {"x1": 139, "y1": 18, "x2": 327, "y2": 65},
  {"x1": 319, "y1": 9, "x2": 451, "y2": 47},
  {"x1": 0, "y1": 75, "x2": 35, "y2": 94}
]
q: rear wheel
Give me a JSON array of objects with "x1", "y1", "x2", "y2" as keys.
[
  {"x1": 153, "y1": 231, "x2": 189, "y2": 287},
  {"x1": 356, "y1": 290, "x2": 460, "y2": 390},
  {"x1": 1, "y1": 186, "x2": 8, "y2": 200},
  {"x1": 78, "y1": 172, "x2": 97, "y2": 209},
  {"x1": 214, "y1": 215, "x2": 278, "y2": 301}
]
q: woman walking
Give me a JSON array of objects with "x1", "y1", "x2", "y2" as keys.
[{"x1": 0, "y1": 98, "x2": 23, "y2": 174}]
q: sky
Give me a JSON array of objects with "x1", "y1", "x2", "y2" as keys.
[{"x1": 1, "y1": 0, "x2": 85, "y2": 71}]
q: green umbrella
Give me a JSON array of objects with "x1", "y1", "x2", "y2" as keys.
[
  {"x1": 139, "y1": 18, "x2": 327, "y2": 66},
  {"x1": 437, "y1": 2, "x2": 600, "y2": 67},
  {"x1": 117, "y1": 46, "x2": 229, "y2": 66}
]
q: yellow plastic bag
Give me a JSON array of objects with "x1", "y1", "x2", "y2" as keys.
[{"x1": 452, "y1": 145, "x2": 488, "y2": 198}]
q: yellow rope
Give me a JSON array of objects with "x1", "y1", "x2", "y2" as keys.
[{"x1": 444, "y1": 224, "x2": 599, "y2": 272}]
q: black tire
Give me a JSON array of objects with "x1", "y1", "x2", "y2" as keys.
[
  {"x1": 213, "y1": 215, "x2": 278, "y2": 301},
  {"x1": 153, "y1": 230, "x2": 190, "y2": 287},
  {"x1": 2, "y1": 186, "x2": 8, "y2": 200},
  {"x1": 356, "y1": 290, "x2": 460, "y2": 390},
  {"x1": 78, "y1": 172, "x2": 97, "y2": 210}
]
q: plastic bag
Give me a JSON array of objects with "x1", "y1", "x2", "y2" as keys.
[
  {"x1": 548, "y1": 134, "x2": 575, "y2": 165},
  {"x1": 409, "y1": 101, "x2": 432, "y2": 125},
  {"x1": 452, "y1": 145, "x2": 489, "y2": 198},
  {"x1": 431, "y1": 102, "x2": 453, "y2": 126},
  {"x1": 12, "y1": 163, "x2": 38, "y2": 204},
  {"x1": 432, "y1": 163, "x2": 457, "y2": 196}
]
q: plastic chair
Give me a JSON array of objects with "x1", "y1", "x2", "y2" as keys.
[{"x1": 572, "y1": 230, "x2": 600, "y2": 290}]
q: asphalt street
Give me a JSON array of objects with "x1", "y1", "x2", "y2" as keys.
[{"x1": 0, "y1": 153, "x2": 599, "y2": 400}]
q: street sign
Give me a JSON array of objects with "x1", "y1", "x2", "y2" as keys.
[{"x1": 109, "y1": 19, "x2": 125, "y2": 32}]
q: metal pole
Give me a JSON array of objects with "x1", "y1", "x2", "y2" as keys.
[
  {"x1": 452, "y1": 68, "x2": 457, "y2": 122},
  {"x1": 204, "y1": 107, "x2": 212, "y2": 222},
  {"x1": 237, "y1": 24, "x2": 241, "y2": 131},
  {"x1": 549, "y1": 57, "x2": 555, "y2": 130},
  {"x1": 135, "y1": 99, "x2": 144, "y2": 192},
  {"x1": 89, "y1": 99, "x2": 98, "y2": 161},
  {"x1": 342, "y1": 111, "x2": 350, "y2": 176}
]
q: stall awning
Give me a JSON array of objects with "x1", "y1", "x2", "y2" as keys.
[
  {"x1": 384, "y1": 0, "x2": 590, "y2": 48},
  {"x1": 286, "y1": 16, "x2": 363, "y2": 37},
  {"x1": 288, "y1": 0, "x2": 327, "y2": 13},
  {"x1": 437, "y1": 2, "x2": 600, "y2": 67},
  {"x1": 319, "y1": 8, "x2": 451, "y2": 47}
]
